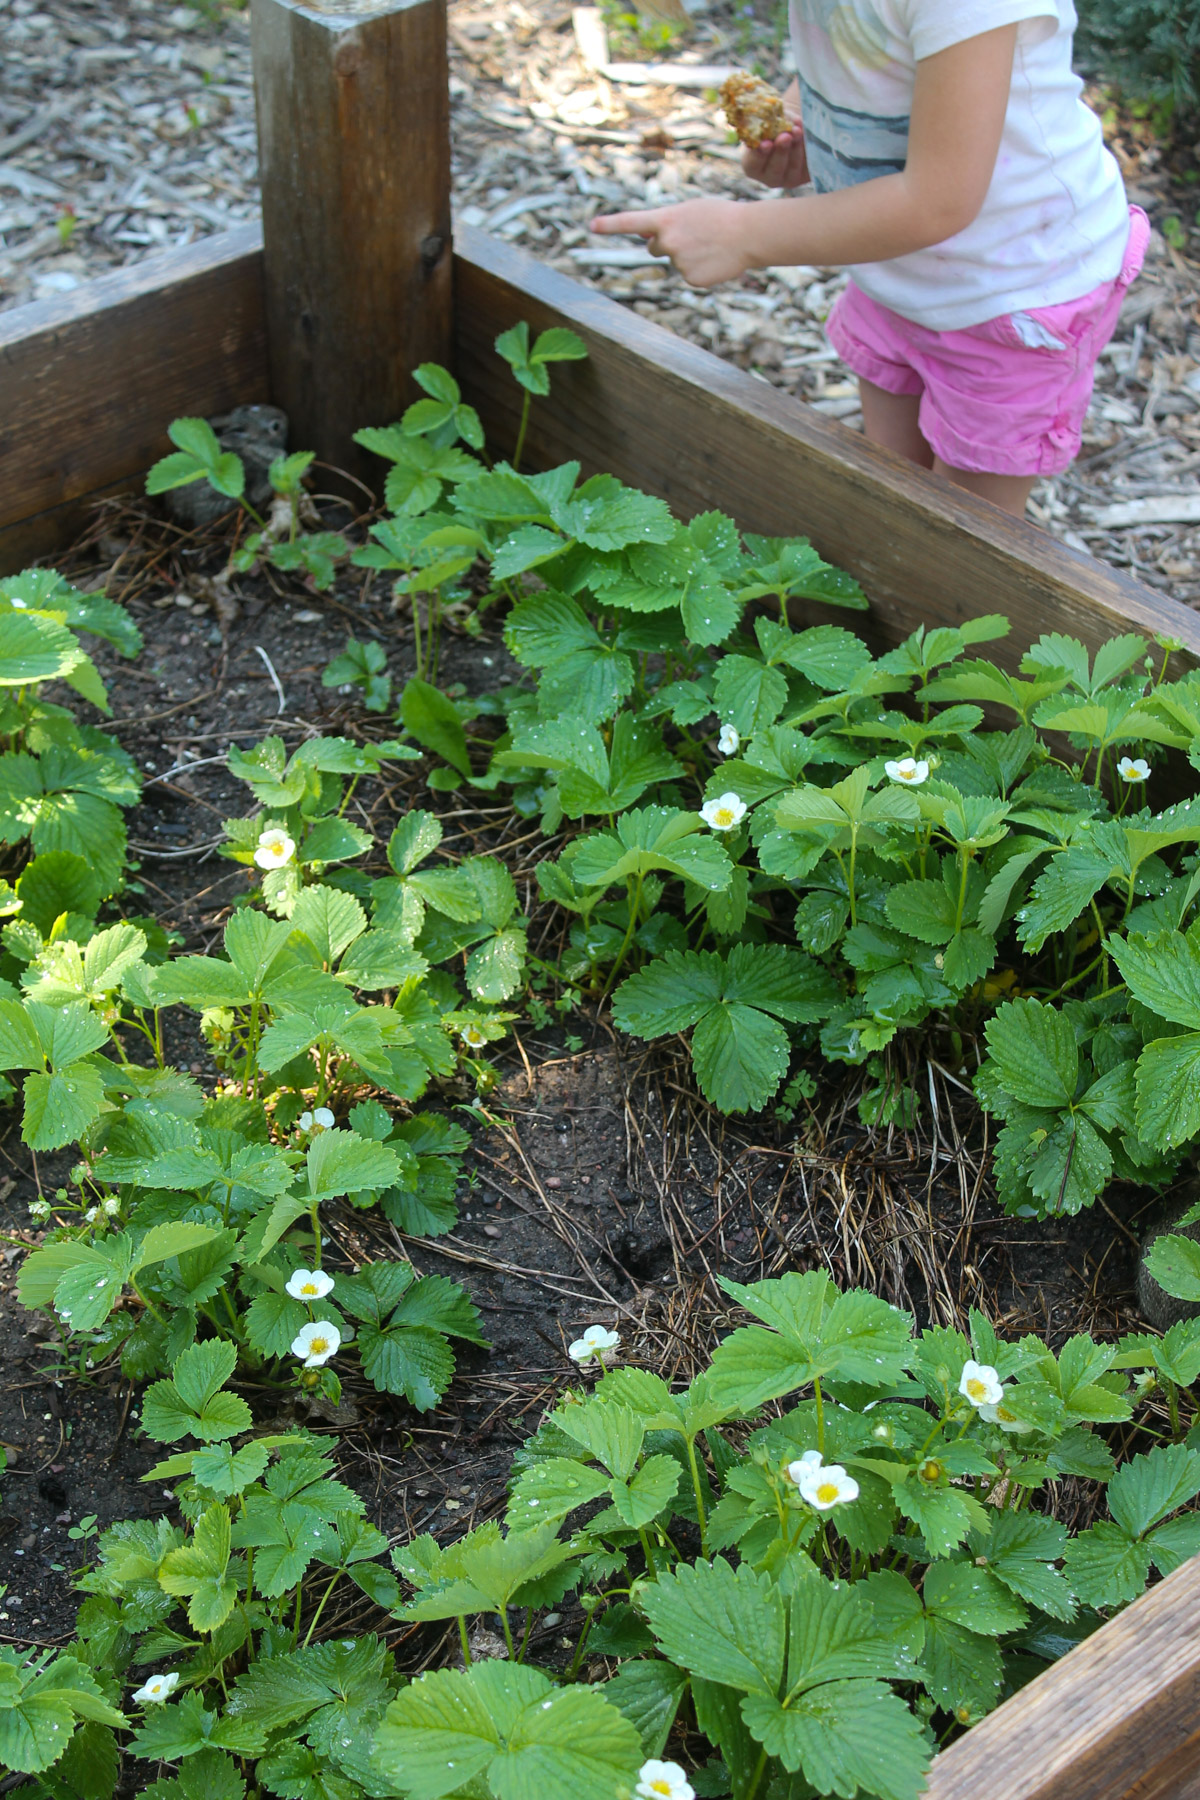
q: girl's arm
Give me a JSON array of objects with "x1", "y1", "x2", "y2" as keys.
[{"x1": 591, "y1": 24, "x2": 1018, "y2": 287}]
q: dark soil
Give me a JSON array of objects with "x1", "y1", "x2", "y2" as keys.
[{"x1": 0, "y1": 495, "x2": 1170, "y2": 1662}]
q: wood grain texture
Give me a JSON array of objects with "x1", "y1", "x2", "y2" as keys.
[
  {"x1": 0, "y1": 224, "x2": 267, "y2": 575},
  {"x1": 251, "y1": 0, "x2": 452, "y2": 488},
  {"x1": 1117, "y1": 1728, "x2": 1200, "y2": 1800},
  {"x1": 923, "y1": 1557, "x2": 1200, "y2": 1800},
  {"x1": 453, "y1": 223, "x2": 1200, "y2": 669}
]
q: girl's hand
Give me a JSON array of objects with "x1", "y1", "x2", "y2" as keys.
[
  {"x1": 589, "y1": 198, "x2": 754, "y2": 288},
  {"x1": 742, "y1": 126, "x2": 809, "y2": 188},
  {"x1": 742, "y1": 78, "x2": 807, "y2": 187}
]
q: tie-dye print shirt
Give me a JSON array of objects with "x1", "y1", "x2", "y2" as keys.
[{"x1": 789, "y1": 0, "x2": 1130, "y2": 329}]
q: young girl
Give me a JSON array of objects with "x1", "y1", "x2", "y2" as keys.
[{"x1": 591, "y1": 0, "x2": 1148, "y2": 518}]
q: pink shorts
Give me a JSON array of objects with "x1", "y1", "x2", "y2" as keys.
[{"x1": 825, "y1": 205, "x2": 1150, "y2": 477}]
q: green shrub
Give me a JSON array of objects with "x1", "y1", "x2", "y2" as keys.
[{"x1": 1076, "y1": 0, "x2": 1200, "y2": 117}]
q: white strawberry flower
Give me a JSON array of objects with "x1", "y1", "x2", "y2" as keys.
[
  {"x1": 104, "y1": 1197, "x2": 121, "y2": 1216},
  {"x1": 637, "y1": 1761, "x2": 695, "y2": 1800},
  {"x1": 785, "y1": 1449, "x2": 824, "y2": 1488},
  {"x1": 978, "y1": 1399, "x2": 1034, "y2": 1435},
  {"x1": 885, "y1": 757, "x2": 929, "y2": 785},
  {"x1": 296, "y1": 1107, "x2": 335, "y2": 1133},
  {"x1": 286, "y1": 1267, "x2": 335, "y2": 1302},
  {"x1": 461, "y1": 1024, "x2": 488, "y2": 1050},
  {"x1": 292, "y1": 1321, "x2": 341, "y2": 1367},
  {"x1": 1118, "y1": 756, "x2": 1150, "y2": 782},
  {"x1": 133, "y1": 1672, "x2": 179, "y2": 1705},
  {"x1": 798, "y1": 1463, "x2": 859, "y2": 1510},
  {"x1": 959, "y1": 1359, "x2": 1004, "y2": 1408},
  {"x1": 700, "y1": 791, "x2": 747, "y2": 832},
  {"x1": 254, "y1": 826, "x2": 296, "y2": 870},
  {"x1": 717, "y1": 724, "x2": 740, "y2": 756},
  {"x1": 568, "y1": 1324, "x2": 621, "y2": 1366},
  {"x1": 85, "y1": 1206, "x2": 99, "y2": 1223},
  {"x1": 28, "y1": 1199, "x2": 50, "y2": 1219}
]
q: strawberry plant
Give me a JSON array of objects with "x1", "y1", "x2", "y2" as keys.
[
  {"x1": 0, "y1": 568, "x2": 142, "y2": 922},
  {"x1": 147, "y1": 422, "x2": 350, "y2": 592},
  {"x1": 10, "y1": 323, "x2": 1200, "y2": 1800},
  {"x1": 340, "y1": 350, "x2": 1200, "y2": 1223},
  {"x1": 377, "y1": 1272, "x2": 1200, "y2": 1797},
  {"x1": 17, "y1": 1267, "x2": 1197, "y2": 1800}
]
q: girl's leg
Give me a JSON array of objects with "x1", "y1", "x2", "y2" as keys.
[
  {"x1": 858, "y1": 378, "x2": 934, "y2": 467},
  {"x1": 858, "y1": 376, "x2": 1036, "y2": 518},
  {"x1": 931, "y1": 459, "x2": 1036, "y2": 520}
]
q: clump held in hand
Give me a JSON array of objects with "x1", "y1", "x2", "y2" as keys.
[{"x1": 721, "y1": 71, "x2": 787, "y2": 146}]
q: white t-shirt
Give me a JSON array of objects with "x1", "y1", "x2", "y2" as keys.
[{"x1": 788, "y1": 0, "x2": 1131, "y2": 330}]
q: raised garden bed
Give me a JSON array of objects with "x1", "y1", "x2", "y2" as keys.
[{"x1": 4, "y1": 3, "x2": 1200, "y2": 1799}]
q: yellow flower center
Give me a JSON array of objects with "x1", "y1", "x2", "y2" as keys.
[
  {"x1": 714, "y1": 808, "x2": 734, "y2": 826},
  {"x1": 815, "y1": 1482, "x2": 840, "y2": 1505},
  {"x1": 996, "y1": 1405, "x2": 1015, "y2": 1422},
  {"x1": 308, "y1": 1336, "x2": 329, "y2": 1356},
  {"x1": 967, "y1": 1378, "x2": 986, "y2": 1400},
  {"x1": 650, "y1": 1784, "x2": 672, "y2": 1796},
  {"x1": 300, "y1": 1282, "x2": 318, "y2": 1295},
  {"x1": 899, "y1": 768, "x2": 916, "y2": 780}
]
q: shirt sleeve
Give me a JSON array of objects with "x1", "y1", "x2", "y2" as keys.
[{"x1": 904, "y1": 0, "x2": 1059, "y2": 61}]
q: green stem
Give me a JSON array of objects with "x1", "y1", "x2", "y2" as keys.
[
  {"x1": 1092, "y1": 897, "x2": 1112, "y2": 991},
  {"x1": 565, "y1": 1609, "x2": 595, "y2": 1680},
  {"x1": 430, "y1": 589, "x2": 443, "y2": 685},
  {"x1": 743, "y1": 1747, "x2": 770, "y2": 1800},
  {"x1": 412, "y1": 590, "x2": 424, "y2": 681},
  {"x1": 813, "y1": 1377, "x2": 826, "y2": 1456},
  {"x1": 636, "y1": 1526, "x2": 659, "y2": 1579},
  {"x1": 955, "y1": 850, "x2": 971, "y2": 932},
  {"x1": 684, "y1": 1435, "x2": 709, "y2": 1557},
  {"x1": 309, "y1": 1201, "x2": 322, "y2": 1269},
  {"x1": 517, "y1": 1607, "x2": 535, "y2": 1663},
  {"x1": 458, "y1": 1616, "x2": 472, "y2": 1667},
  {"x1": 302, "y1": 1570, "x2": 342, "y2": 1647},
  {"x1": 219, "y1": 1283, "x2": 243, "y2": 1337},
  {"x1": 499, "y1": 1606, "x2": 517, "y2": 1661},
  {"x1": 1053, "y1": 949, "x2": 1107, "y2": 998},
  {"x1": 245, "y1": 998, "x2": 260, "y2": 1099},
  {"x1": 848, "y1": 826, "x2": 858, "y2": 928},
  {"x1": 599, "y1": 872, "x2": 644, "y2": 1003},
  {"x1": 129, "y1": 1277, "x2": 167, "y2": 1325},
  {"x1": 513, "y1": 390, "x2": 532, "y2": 472}
]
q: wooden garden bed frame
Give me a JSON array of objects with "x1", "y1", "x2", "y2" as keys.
[{"x1": 2, "y1": 1, "x2": 1200, "y2": 1793}]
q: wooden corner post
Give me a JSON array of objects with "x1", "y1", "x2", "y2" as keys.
[{"x1": 250, "y1": 0, "x2": 452, "y2": 487}]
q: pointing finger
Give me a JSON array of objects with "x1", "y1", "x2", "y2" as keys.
[{"x1": 590, "y1": 209, "x2": 664, "y2": 237}]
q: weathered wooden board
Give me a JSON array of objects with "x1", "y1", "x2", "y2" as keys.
[
  {"x1": 923, "y1": 1556, "x2": 1200, "y2": 1800},
  {"x1": 453, "y1": 223, "x2": 1200, "y2": 666},
  {"x1": 251, "y1": 0, "x2": 452, "y2": 486},
  {"x1": 5, "y1": 219, "x2": 1195, "y2": 681},
  {"x1": 1117, "y1": 1729, "x2": 1200, "y2": 1800},
  {"x1": 0, "y1": 223, "x2": 267, "y2": 574}
]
